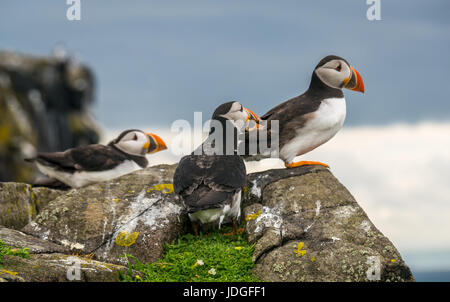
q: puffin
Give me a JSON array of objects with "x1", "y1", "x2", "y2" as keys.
[
  {"x1": 25, "y1": 129, "x2": 167, "y2": 188},
  {"x1": 173, "y1": 101, "x2": 261, "y2": 235},
  {"x1": 253, "y1": 55, "x2": 364, "y2": 168}
]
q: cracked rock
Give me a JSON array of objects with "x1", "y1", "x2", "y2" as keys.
[
  {"x1": 243, "y1": 165, "x2": 415, "y2": 282},
  {"x1": 21, "y1": 164, "x2": 188, "y2": 265}
]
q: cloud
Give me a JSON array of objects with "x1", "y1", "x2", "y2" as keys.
[{"x1": 248, "y1": 122, "x2": 450, "y2": 258}]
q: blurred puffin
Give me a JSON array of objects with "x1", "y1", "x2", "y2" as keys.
[
  {"x1": 255, "y1": 55, "x2": 364, "y2": 168},
  {"x1": 26, "y1": 129, "x2": 167, "y2": 188},
  {"x1": 173, "y1": 101, "x2": 261, "y2": 235}
]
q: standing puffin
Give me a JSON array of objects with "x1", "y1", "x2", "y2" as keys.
[
  {"x1": 258, "y1": 55, "x2": 364, "y2": 168},
  {"x1": 25, "y1": 129, "x2": 167, "y2": 188},
  {"x1": 173, "y1": 101, "x2": 261, "y2": 235}
]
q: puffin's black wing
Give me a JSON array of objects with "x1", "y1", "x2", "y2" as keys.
[
  {"x1": 31, "y1": 177, "x2": 71, "y2": 189},
  {"x1": 262, "y1": 93, "x2": 321, "y2": 123},
  {"x1": 29, "y1": 145, "x2": 127, "y2": 172},
  {"x1": 253, "y1": 93, "x2": 323, "y2": 148},
  {"x1": 173, "y1": 155, "x2": 246, "y2": 212}
]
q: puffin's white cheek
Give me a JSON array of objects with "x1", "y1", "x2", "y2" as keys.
[
  {"x1": 226, "y1": 112, "x2": 241, "y2": 122},
  {"x1": 316, "y1": 69, "x2": 345, "y2": 89},
  {"x1": 117, "y1": 141, "x2": 145, "y2": 156}
]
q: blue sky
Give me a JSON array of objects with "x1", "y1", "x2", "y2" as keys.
[{"x1": 1, "y1": 0, "x2": 449, "y2": 127}]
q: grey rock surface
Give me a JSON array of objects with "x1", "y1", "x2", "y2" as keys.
[
  {"x1": 0, "y1": 161, "x2": 414, "y2": 282},
  {"x1": 0, "y1": 182, "x2": 64, "y2": 229},
  {"x1": 0, "y1": 226, "x2": 67, "y2": 254},
  {"x1": 243, "y1": 165, "x2": 415, "y2": 282},
  {"x1": 0, "y1": 253, "x2": 128, "y2": 282},
  {"x1": 21, "y1": 164, "x2": 188, "y2": 265}
]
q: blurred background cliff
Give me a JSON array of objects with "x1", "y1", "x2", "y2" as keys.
[{"x1": 0, "y1": 51, "x2": 101, "y2": 182}]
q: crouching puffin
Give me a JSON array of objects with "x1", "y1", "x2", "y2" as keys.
[
  {"x1": 259, "y1": 55, "x2": 364, "y2": 168},
  {"x1": 173, "y1": 101, "x2": 261, "y2": 235},
  {"x1": 25, "y1": 129, "x2": 167, "y2": 188}
]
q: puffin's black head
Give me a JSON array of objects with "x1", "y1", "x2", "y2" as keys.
[
  {"x1": 211, "y1": 101, "x2": 261, "y2": 130},
  {"x1": 313, "y1": 55, "x2": 364, "y2": 93},
  {"x1": 108, "y1": 129, "x2": 167, "y2": 156}
]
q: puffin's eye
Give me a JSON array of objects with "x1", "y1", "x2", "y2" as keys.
[
  {"x1": 133, "y1": 134, "x2": 138, "y2": 140},
  {"x1": 336, "y1": 64, "x2": 342, "y2": 71}
]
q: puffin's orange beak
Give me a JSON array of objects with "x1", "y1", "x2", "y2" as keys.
[
  {"x1": 344, "y1": 66, "x2": 365, "y2": 93},
  {"x1": 244, "y1": 107, "x2": 261, "y2": 130},
  {"x1": 145, "y1": 133, "x2": 167, "y2": 154}
]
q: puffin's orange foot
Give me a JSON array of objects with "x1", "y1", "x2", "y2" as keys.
[
  {"x1": 223, "y1": 230, "x2": 235, "y2": 236},
  {"x1": 285, "y1": 161, "x2": 330, "y2": 169},
  {"x1": 224, "y1": 227, "x2": 244, "y2": 236}
]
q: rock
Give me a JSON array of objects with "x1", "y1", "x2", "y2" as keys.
[
  {"x1": 1, "y1": 161, "x2": 414, "y2": 282},
  {"x1": 0, "y1": 253, "x2": 127, "y2": 282},
  {"x1": 243, "y1": 165, "x2": 415, "y2": 282},
  {"x1": 0, "y1": 225, "x2": 136, "y2": 282},
  {"x1": 0, "y1": 51, "x2": 101, "y2": 183},
  {"x1": 0, "y1": 226, "x2": 67, "y2": 254},
  {"x1": 0, "y1": 164, "x2": 186, "y2": 281},
  {"x1": 0, "y1": 182, "x2": 64, "y2": 229},
  {"x1": 22, "y1": 164, "x2": 188, "y2": 265}
]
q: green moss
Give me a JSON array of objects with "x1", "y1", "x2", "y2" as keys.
[
  {"x1": 121, "y1": 227, "x2": 261, "y2": 282},
  {"x1": 0, "y1": 239, "x2": 30, "y2": 268}
]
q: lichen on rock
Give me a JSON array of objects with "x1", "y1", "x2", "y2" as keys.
[
  {"x1": 21, "y1": 164, "x2": 187, "y2": 265},
  {"x1": 0, "y1": 161, "x2": 414, "y2": 282},
  {"x1": 0, "y1": 182, "x2": 64, "y2": 230},
  {"x1": 243, "y1": 165, "x2": 415, "y2": 282}
]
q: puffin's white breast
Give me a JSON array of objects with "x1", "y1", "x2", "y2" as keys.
[
  {"x1": 37, "y1": 160, "x2": 143, "y2": 188},
  {"x1": 188, "y1": 191, "x2": 241, "y2": 228},
  {"x1": 280, "y1": 97, "x2": 346, "y2": 163}
]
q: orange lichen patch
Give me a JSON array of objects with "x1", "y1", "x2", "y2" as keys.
[
  {"x1": 391, "y1": 259, "x2": 397, "y2": 263},
  {"x1": 245, "y1": 211, "x2": 262, "y2": 221},
  {"x1": 73, "y1": 252, "x2": 95, "y2": 262},
  {"x1": 74, "y1": 253, "x2": 95, "y2": 263},
  {"x1": 85, "y1": 202, "x2": 104, "y2": 224},
  {"x1": 114, "y1": 231, "x2": 140, "y2": 247},
  {"x1": 0, "y1": 125, "x2": 11, "y2": 144},
  {"x1": 285, "y1": 161, "x2": 329, "y2": 169},
  {"x1": 294, "y1": 242, "x2": 307, "y2": 257},
  {"x1": 147, "y1": 184, "x2": 174, "y2": 194},
  {"x1": 0, "y1": 269, "x2": 18, "y2": 276},
  {"x1": 85, "y1": 253, "x2": 95, "y2": 260}
]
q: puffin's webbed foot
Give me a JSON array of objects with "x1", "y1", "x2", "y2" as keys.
[
  {"x1": 224, "y1": 219, "x2": 244, "y2": 236},
  {"x1": 192, "y1": 222, "x2": 200, "y2": 236},
  {"x1": 285, "y1": 161, "x2": 330, "y2": 169}
]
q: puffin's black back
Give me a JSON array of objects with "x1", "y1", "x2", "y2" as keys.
[
  {"x1": 28, "y1": 143, "x2": 148, "y2": 172},
  {"x1": 173, "y1": 154, "x2": 246, "y2": 213},
  {"x1": 174, "y1": 101, "x2": 248, "y2": 213}
]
